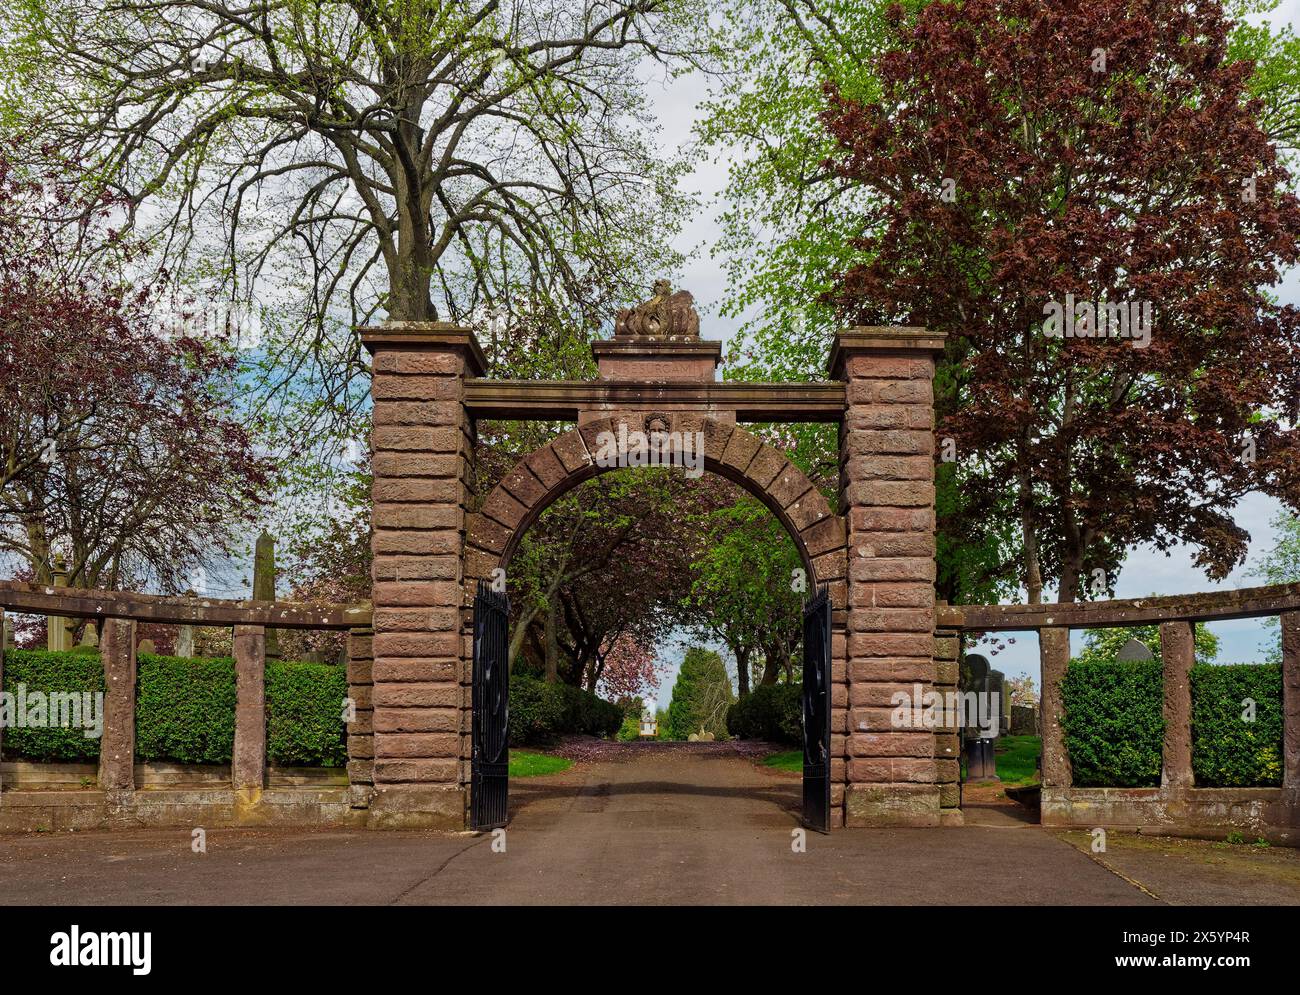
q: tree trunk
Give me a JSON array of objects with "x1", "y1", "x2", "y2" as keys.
[
  {"x1": 544, "y1": 600, "x2": 559, "y2": 683},
  {"x1": 386, "y1": 119, "x2": 439, "y2": 322},
  {"x1": 735, "y1": 647, "x2": 750, "y2": 697},
  {"x1": 1059, "y1": 558, "x2": 1082, "y2": 604},
  {"x1": 586, "y1": 653, "x2": 606, "y2": 695},
  {"x1": 1017, "y1": 467, "x2": 1044, "y2": 604}
]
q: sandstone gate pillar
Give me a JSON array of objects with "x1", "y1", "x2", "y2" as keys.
[
  {"x1": 1038, "y1": 628, "x2": 1073, "y2": 794},
  {"x1": 1283, "y1": 611, "x2": 1299, "y2": 809},
  {"x1": 831, "y1": 327, "x2": 946, "y2": 827},
  {"x1": 97, "y1": 617, "x2": 138, "y2": 793},
  {"x1": 362, "y1": 322, "x2": 484, "y2": 829},
  {"x1": 1159, "y1": 620, "x2": 1195, "y2": 791}
]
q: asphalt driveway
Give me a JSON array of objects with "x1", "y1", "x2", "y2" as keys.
[{"x1": 1, "y1": 746, "x2": 1295, "y2": 905}]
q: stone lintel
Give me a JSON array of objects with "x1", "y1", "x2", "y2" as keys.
[
  {"x1": 829, "y1": 326, "x2": 947, "y2": 379},
  {"x1": 463, "y1": 380, "x2": 844, "y2": 423},
  {"x1": 360, "y1": 321, "x2": 488, "y2": 377}
]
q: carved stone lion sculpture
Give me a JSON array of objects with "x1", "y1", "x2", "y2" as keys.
[{"x1": 614, "y1": 280, "x2": 700, "y2": 337}]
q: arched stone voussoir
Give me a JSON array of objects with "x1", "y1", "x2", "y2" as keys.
[{"x1": 481, "y1": 417, "x2": 837, "y2": 595}]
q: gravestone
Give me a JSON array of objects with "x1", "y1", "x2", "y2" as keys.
[
  {"x1": 253, "y1": 532, "x2": 281, "y2": 660},
  {"x1": 993, "y1": 668, "x2": 1012, "y2": 736},
  {"x1": 175, "y1": 591, "x2": 196, "y2": 658},
  {"x1": 1010, "y1": 704, "x2": 1040, "y2": 736},
  {"x1": 961, "y1": 653, "x2": 999, "y2": 781},
  {"x1": 1115, "y1": 637, "x2": 1155, "y2": 661}
]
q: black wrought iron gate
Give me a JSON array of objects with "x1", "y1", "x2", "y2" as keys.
[
  {"x1": 802, "y1": 585, "x2": 832, "y2": 833},
  {"x1": 471, "y1": 580, "x2": 510, "y2": 830}
]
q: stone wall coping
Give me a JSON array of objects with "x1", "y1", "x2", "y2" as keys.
[
  {"x1": 943, "y1": 581, "x2": 1300, "y2": 630},
  {"x1": 591, "y1": 338, "x2": 724, "y2": 356},
  {"x1": 828, "y1": 326, "x2": 947, "y2": 377},
  {"x1": 0, "y1": 581, "x2": 370, "y2": 629},
  {"x1": 359, "y1": 322, "x2": 488, "y2": 377}
]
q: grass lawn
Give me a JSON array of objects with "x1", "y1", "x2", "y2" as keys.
[
  {"x1": 765, "y1": 737, "x2": 1041, "y2": 784},
  {"x1": 509, "y1": 751, "x2": 573, "y2": 778},
  {"x1": 763, "y1": 750, "x2": 802, "y2": 773},
  {"x1": 994, "y1": 735, "x2": 1041, "y2": 785}
]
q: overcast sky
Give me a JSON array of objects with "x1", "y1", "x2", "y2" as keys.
[{"x1": 648, "y1": 1, "x2": 1300, "y2": 702}]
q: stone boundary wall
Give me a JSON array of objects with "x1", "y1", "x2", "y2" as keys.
[{"x1": 1035, "y1": 612, "x2": 1297, "y2": 842}]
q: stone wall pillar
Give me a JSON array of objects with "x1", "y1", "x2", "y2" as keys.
[
  {"x1": 832, "y1": 326, "x2": 946, "y2": 827},
  {"x1": 346, "y1": 626, "x2": 375, "y2": 807},
  {"x1": 1160, "y1": 621, "x2": 1195, "y2": 791},
  {"x1": 829, "y1": 618, "x2": 848, "y2": 829},
  {"x1": 933, "y1": 621, "x2": 963, "y2": 824},
  {"x1": 1039, "y1": 627, "x2": 1072, "y2": 790},
  {"x1": 98, "y1": 618, "x2": 137, "y2": 792},
  {"x1": 232, "y1": 624, "x2": 267, "y2": 796},
  {"x1": 362, "y1": 322, "x2": 484, "y2": 829},
  {"x1": 0, "y1": 609, "x2": 5, "y2": 763},
  {"x1": 1283, "y1": 611, "x2": 1299, "y2": 803}
]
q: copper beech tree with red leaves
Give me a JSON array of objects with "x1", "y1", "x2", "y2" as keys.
[
  {"x1": 0, "y1": 150, "x2": 272, "y2": 594},
  {"x1": 825, "y1": 0, "x2": 1300, "y2": 604}
]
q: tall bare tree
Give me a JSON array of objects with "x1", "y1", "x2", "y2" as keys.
[{"x1": 2, "y1": 0, "x2": 707, "y2": 377}]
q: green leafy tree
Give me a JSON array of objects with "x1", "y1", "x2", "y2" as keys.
[
  {"x1": 1252, "y1": 511, "x2": 1300, "y2": 663},
  {"x1": 682, "y1": 496, "x2": 805, "y2": 696},
  {"x1": 3, "y1": 0, "x2": 708, "y2": 327},
  {"x1": 697, "y1": 0, "x2": 1022, "y2": 604},
  {"x1": 700, "y1": 0, "x2": 1300, "y2": 605},
  {"x1": 666, "y1": 646, "x2": 733, "y2": 739},
  {"x1": 0, "y1": 0, "x2": 711, "y2": 501},
  {"x1": 1075, "y1": 619, "x2": 1220, "y2": 667}
]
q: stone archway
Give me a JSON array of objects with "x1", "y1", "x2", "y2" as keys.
[
  {"x1": 358, "y1": 294, "x2": 953, "y2": 832},
  {"x1": 461, "y1": 416, "x2": 847, "y2": 827},
  {"x1": 464, "y1": 415, "x2": 846, "y2": 600}
]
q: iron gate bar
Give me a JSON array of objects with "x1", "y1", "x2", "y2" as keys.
[
  {"x1": 802, "y1": 585, "x2": 832, "y2": 833},
  {"x1": 471, "y1": 580, "x2": 510, "y2": 831}
]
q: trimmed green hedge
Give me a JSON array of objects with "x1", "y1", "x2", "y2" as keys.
[
  {"x1": 1, "y1": 649, "x2": 346, "y2": 767},
  {"x1": 1190, "y1": 663, "x2": 1283, "y2": 787},
  {"x1": 136, "y1": 654, "x2": 237, "y2": 764},
  {"x1": 726, "y1": 683, "x2": 802, "y2": 745},
  {"x1": 508, "y1": 674, "x2": 623, "y2": 746},
  {"x1": 1060, "y1": 660, "x2": 1164, "y2": 787},
  {"x1": 1061, "y1": 659, "x2": 1285, "y2": 788},
  {"x1": 0, "y1": 650, "x2": 105, "y2": 761},
  {"x1": 266, "y1": 659, "x2": 348, "y2": 767}
]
